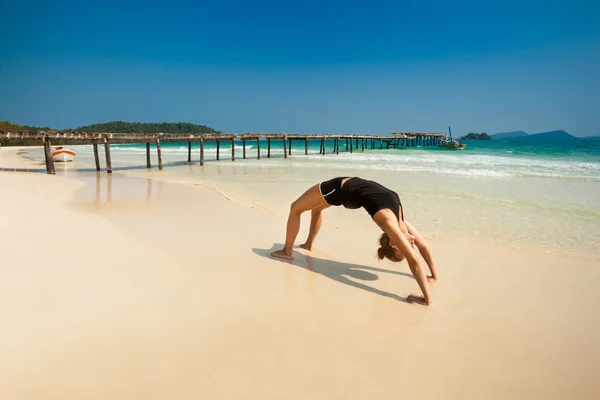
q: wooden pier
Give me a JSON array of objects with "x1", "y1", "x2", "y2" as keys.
[{"x1": 0, "y1": 131, "x2": 446, "y2": 174}]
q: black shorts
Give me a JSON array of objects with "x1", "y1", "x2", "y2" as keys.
[{"x1": 319, "y1": 177, "x2": 347, "y2": 206}]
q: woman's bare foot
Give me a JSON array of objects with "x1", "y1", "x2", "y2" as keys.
[
  {"x1": 299, "y1": 243, "x2": 313, "y2": 251},
  {"x1": 270, "y1": 249, "x2": 294, "y2": 260}
]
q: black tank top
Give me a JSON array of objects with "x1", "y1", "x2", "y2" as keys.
[{"x1": 340, "y1": 177, "x2": 403, "y2": 221}]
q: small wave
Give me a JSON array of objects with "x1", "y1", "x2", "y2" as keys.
[
  {"x1": 281, "y1": 158, "x2": 600, "y2": 181},
  {"x1": 339, "y1": 152, "x2": 600, "y2": 171},
  {"x1": 324, "y1": 152, "x2": 600, "y2": 179},
  {"x1": 70, "y1": 144, "x2": 600, "y2": 181}
]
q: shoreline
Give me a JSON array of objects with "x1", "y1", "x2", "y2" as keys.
[
  {"x1": 111, "y1": 167, "x2": 600, "y2": 262},
  {"x1": 3, "y1": 145, "x2": 600, "y2": 262}
]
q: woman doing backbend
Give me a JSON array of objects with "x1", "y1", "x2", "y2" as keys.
[{"x1": 270, "y1": 177, "x2": 439, "y2": 306}]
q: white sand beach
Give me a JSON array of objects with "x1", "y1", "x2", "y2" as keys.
[
  {"x1": 0, "y1": 146, "x2": 43, "y2": 170},
  {"x1": 1, "y1": 146, "x2": 600, "y2": 399}
]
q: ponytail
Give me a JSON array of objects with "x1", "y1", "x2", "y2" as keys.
[
  {"x1": 376, "y1": 232, "x2": 399, "y2": 262},
  {"x1": 377, "y1": 246, "x2": 387, "y2": 260}
]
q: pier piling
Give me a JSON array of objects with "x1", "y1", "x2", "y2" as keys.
[
  {"x1": 146, "y1": 142, "x2": 151, "y2": 168},
  {"x1": 156, "y1": 139, "x2": 163, "y2": 170},
  {"x1": 104, "y1": 139, "x2": 112, "y2": 173},
  {"x1": 200, "y1": 138, "x2": 205, "y2": 166},
  {"x1": 93, "y1": 141, "x2": 101, "y2": 171},
  {"x1": 42, "y1": 136, "x2": 55, "y2": 175}
]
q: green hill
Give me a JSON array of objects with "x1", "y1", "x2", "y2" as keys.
[
  {"x1": 72, "y1": 121, "x2": 219, "y2": 134},
  {"x1": 0, "y1": 120, "x2": 54, "y2": 132},
  {"x1": 460, "y1": 132, "x2": 491, "y2": 140},
  {"x1": 492, "y1": 130, "x2": 579, "y2": 141},
  {"x1": 1, "y1": 120, "x2": 220, "y2": 134},
  {"x1": 514, "y1": 130, "x2": 578, "y2": 141}
]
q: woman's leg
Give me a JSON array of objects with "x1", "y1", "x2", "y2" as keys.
[
  {"x1": 300, "y1": 204, "x2": 331, "y2": 251},
  {"x1": 271, "y1": 184, "x2": 328, "y2": 260}
]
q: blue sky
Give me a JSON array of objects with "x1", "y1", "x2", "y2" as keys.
[{"x1": 1, "y1": 0, "x2": 599, "y2": 136}]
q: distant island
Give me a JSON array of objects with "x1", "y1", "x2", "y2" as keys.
[
  {"x1": 490, "y1": 130, "x2": 579, "y2": 141},
  {"x1": 489, "y1": 131, "x2": 529, "y2": 140},
  {"x1": 0, "y1": 120, "x2": 219, "y2": 134},
  {"x1": 460, "y1": 132, "x2": 491, "y2": 140}
]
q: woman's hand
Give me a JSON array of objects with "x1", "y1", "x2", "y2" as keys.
[
  {"x1": 390, "y1": 233, "x2": 415, "y2": 249},
  {"x1": 373, "y1": 210, "x2": 432, "y2": 305}
]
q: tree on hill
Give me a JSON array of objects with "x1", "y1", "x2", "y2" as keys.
[
  {"x1": 0, "y1": 120, "x2": 54, "y2": 132},
  {"x1": 70, "y1": 121, "x2": 220, "y2": 134},
  {"x1": 460, "y1": 132, "x2": 491, "y2": 140},
  {"x1": 1, "y1": 120, "x2": 220, "y2": 134}
]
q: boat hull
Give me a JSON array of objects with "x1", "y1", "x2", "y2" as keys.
[
  {"x1": 52, "y1": 149, "x2": 76, "y2": 162},
  {"x1": 439, "y1": 144, "x2": 467, "y2": 149}
]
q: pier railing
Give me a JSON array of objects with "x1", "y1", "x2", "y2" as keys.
[{"x1": 0, "y1": 131, "x2": 446, "y2": 174}]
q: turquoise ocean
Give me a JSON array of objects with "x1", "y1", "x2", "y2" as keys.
[
  {"x1": 77, "y1": 137, "x2": 600, "y2": 181},
  {"x1": 26, "y1": 138, "x2": 600, "y2": 259}
]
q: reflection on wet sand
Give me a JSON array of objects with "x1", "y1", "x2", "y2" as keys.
[
  {"x1": 84, "y1": 173, "x2": 164, "y2": 212},
  {"x1": 94, "y1": 173, "x2": 112, "y2": 203}
]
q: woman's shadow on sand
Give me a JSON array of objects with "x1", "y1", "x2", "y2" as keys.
[{"x1": 252, "y1": 246, "x2": 413, "y2": 303}]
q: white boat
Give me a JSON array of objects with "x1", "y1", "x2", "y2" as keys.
[
  {"x1": 439, "y1": 126, "x2": 467, "y2": 149},
  {"x1": 52, "y1": 147, "x2": 76, "y2": 162},
  {"x1": 439, "y1": 138, "x2": 467, "y2": 149}
]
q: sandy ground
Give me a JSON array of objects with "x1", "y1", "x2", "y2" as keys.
[
  {"x1": 0, "y1": 146, "x2": 43, "y2": 170},
  {"x1": 1, "y1": 146, "x2": 599, "y2": 399}
]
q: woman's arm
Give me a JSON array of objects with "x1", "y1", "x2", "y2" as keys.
[
  {"x1": 405, "y1": 221, "x2": 439, "y2": 281},
  {"x1": 373, "y1": 210, "x2": 432, "y2": 305}
]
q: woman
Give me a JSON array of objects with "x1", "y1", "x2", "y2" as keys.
[{"x1": 270, "y1": 177, "x2": 439, "y2": 306}]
